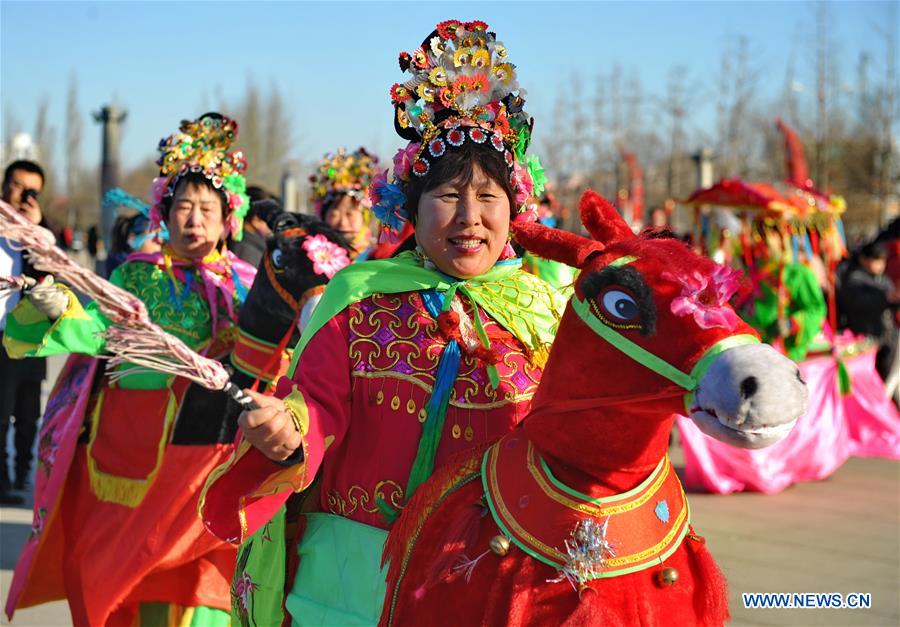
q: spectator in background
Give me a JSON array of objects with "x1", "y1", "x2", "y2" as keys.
[
  {"x1": 228, "y1": 185, "x2": 277, "y2": 266},
  {"x1": 838, "y1": 241, "x2": 900, "y2": 383},
  {"x1": 105, "y1": 212, "x2": 161, "y2": 277},
  {"x1": 0, "y1": 159, "x2": 48, "y2": 504},
  {"x1": 648, "y1": 205, "x2": 669, "y2": 228},
  {"x1": 87, "y1": 224, "x2": 100, "y2": 259}
]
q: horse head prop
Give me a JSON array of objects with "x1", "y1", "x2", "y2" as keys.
[
  {"x1": 514, "y1": 190, "x2": 806, "y2": 485},
  {"x1": 231, "y1": 206, "x2": 350, "y2": 389}
]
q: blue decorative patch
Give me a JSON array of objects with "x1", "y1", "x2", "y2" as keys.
[{"x1": 655, "y1": 500, "x2": 670, "y2": 523}]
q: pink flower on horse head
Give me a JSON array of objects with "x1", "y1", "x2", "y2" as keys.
[
  {"x1": 663, "y1": 265, "x2": 742, "y2": 330},
  {"x1": 233, "y1": 572, "x2": 256, "y2": 613},
  {"x1": 302, "y1": 234, "x2": 350, "y2": 279}
]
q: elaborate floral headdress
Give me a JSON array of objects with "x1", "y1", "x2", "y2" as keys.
[
  {"x1": 369, "y1": 19, "x2": 547, "y2": 240},
  {"x1": 149, "y1": 112, "x2": 251, "y2": 241},
  {"x1": 309, "y1": 147, "x2": 379, "y2": 216}
]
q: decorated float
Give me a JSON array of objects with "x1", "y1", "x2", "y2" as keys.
[{"x1": 676, "y1": 119, "x2": 899, "y2": 494}]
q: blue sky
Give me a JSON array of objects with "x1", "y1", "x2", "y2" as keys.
[{"x1": 1, "y1": 1, "x2": 896, "y2": 183}]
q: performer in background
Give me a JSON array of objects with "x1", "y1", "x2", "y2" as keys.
[
  {"x1": 310, "y1": 147, "x2": 380, "y2": 261},
  {"x1": 3, "y1": 113, "x2": 255, "y2": 626}
]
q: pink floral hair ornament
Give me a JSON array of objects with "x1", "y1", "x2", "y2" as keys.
[
  {"x1": 663, "y1": 265, "x2": 742, "y2": 330},
  {"x1": 302, "y1": 234, "x2": 351, "y2": 279},
  {"x1": 149, "y1": 112, "x2": 251, "y2": 241},
  {"x1": 371, "y1": 19, "x2": 547, "y2": 240}
]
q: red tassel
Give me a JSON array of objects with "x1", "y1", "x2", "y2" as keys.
[{"x1": 684, "y1": 537, "x2": 730, "y2": 624}]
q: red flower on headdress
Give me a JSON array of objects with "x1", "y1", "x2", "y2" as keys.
[
  {"x1": 439, "y1": 86, "x2": 455, "y2": 108},
  {"x1": 412, "y1": 47, "x2": 429, "y2": 69},
  {"x1": 436, "y1": 19, "x2": 462, "y2": 39},
  {"x1": 470, "y1": 73, "x2": 490, "y2": 93},
  {"x1": 231, "y1": 151, "x2": 247, "y2": 172},
  {"x1": 390, "y1": 83, "x2": 411, "y2": 103},
  {"x1": 412, "y1": 159, "x2": 430, "y2": 177},
  {"x1": 469, "y1": 128, "x2": 487, "y2": 144},
  {"x1": 399, "y1": 51, "x2": 412, "y2": 72},
  {"x1": 452, "y1": 75, "x2": 474, "y2": 95},
  {"x1": 492, "y1": 108, "x2": 511, "y2": 136},
  {"x1": 428, "y1": 138, "x2": 446, "y2": 158},
  {"x1": 465, "y1": 20, "x2": 489, "y2": 32},
  {"x1": 447, "y1": 128, "x2": 465, "y2": 147}
]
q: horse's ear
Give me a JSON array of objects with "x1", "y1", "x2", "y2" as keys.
[
  {"x1": 580, "y1": 189, "x2": 635, "y2": 244},
  {"x1": 510, "y1": 220, "x2": 604, "y2": 269}
]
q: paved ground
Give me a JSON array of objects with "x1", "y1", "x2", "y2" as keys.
[{"x1": 1, "y1": 355, "x2": 898, "y2": 626}]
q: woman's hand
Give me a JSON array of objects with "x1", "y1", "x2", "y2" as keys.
[{"x1": 238, "y1": 389, "x2": 303, "y2": 462}]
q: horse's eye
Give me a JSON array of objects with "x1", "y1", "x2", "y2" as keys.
[
  {"x1": 600, "y1": 288, "x2": 639, "y2": 322},
  {"x1": 271, "y1": 248, "x2": 284, "y2": 269}
]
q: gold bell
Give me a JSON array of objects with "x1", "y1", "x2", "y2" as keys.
[
  {"x1": 489, "y1": 535, "x2": 510, "y2": 556},
  {"x1": 655, "y1": 567, "x2": 679, "y2": 587}
]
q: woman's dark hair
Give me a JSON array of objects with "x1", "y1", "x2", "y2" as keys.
[
  {"x1": 110, "y1": 215, "x2": 134, "y2": 255},
  {"x1": 402, "y1": 140, "x2": 516, "y2": 223},
  {"x1": 159, "y1": 172, "x2": 228, "y2": 221}
]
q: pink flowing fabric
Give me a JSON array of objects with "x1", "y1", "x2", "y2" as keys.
[
  {"x1": 678, "y1": 347, "x2": 900, "y2": 494},
  {"x1": 5, "y1": 355, "x2": 98, "y2": 617}
]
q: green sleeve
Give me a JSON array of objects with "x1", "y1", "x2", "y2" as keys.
[
  {"x1": 3, "y1": 285, "x2": 110, "y2": 358},
  {"x1": 3, "y1": 263, "x2": 215, "y2": 390},
  {"x1": 742, "y1": 282, "x2": 778, "y2": 338},
  {"x1": 784, "y1": 263, "x2": 827, "y2": 361}
]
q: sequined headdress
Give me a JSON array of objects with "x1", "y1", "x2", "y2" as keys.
[
  {"x1": 149, "y1": 112, "x2": 251, "y2": 241},
  {"x1": 309, "y1": 147, "x2": 380, "y2": 216},
  {"x1": 369, "y1": 19, "x2": 547, "y2": 239}
]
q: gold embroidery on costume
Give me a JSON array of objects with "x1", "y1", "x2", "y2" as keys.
[
  {"x1": 348, "y1": 292, "x2": 543, "y2": 408},
  {"x1": 327, "y1": 480, "x2": 405, "y2": 516}
]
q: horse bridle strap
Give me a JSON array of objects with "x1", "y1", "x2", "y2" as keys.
[
  {"x1": 571, "y1": 295, "x2": 759, "y2": 413},
  {"x1": 264, "y1": 253, "x2": 301, "y2": 312}
]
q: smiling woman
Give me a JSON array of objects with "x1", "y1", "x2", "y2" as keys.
[
  {"x1": 412, "y1": 141, "x2": 515, "y2": 278},
  {"x1": 199, "y1": 19, "x2": 567, "y2": 627}
]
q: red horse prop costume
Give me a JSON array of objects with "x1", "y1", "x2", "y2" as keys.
[{"x1": 379, "y1": 191, "x2": 808, "y2": 626}]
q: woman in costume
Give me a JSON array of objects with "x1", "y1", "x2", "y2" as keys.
[
  {"x1": 310, "y1": 147, "x2": 379, "y2": 261},
  {"x1": 741, "y1": 223, "x2": 827, "y2": 361},
  {"x1": 200, "y1": 20, "x2": 563, "y2": 625},
  {"x1": 3, "y1": 113, "x2": 255, "y2": 626}
]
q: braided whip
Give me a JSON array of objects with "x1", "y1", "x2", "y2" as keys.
[{"x1": 0, "y1": 199, "x2": 257, "y2": 409}]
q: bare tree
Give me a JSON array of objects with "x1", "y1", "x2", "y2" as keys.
[
  {"x1": 65, "y1": 75, "x2": 84, "y2": 227},
  {"x1": 262, "y1": 82, "x2": 291, "y2": 192},
  {"x1": 33, "y1": 98, "x2": 58, "y2": 219}
]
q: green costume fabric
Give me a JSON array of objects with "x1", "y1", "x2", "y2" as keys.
[
  {"x1": 3, "y1": 262, "x2": 215, "y2": 389},
  {"x1": 743, "y1": 262, "x2": 827, "y2": 361},
  {"x1": 523, "y1": 251, "x2": 577, "y2": 297},
  {"x1": 286, "y1": 514, "x2": 388, "y2": 626},
  {"x1": 138, "y1": 602, "x2": 231, "y2": 626},
  {"x1": 232, "y1": 508, "x2": 290, "y2": 627}
]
